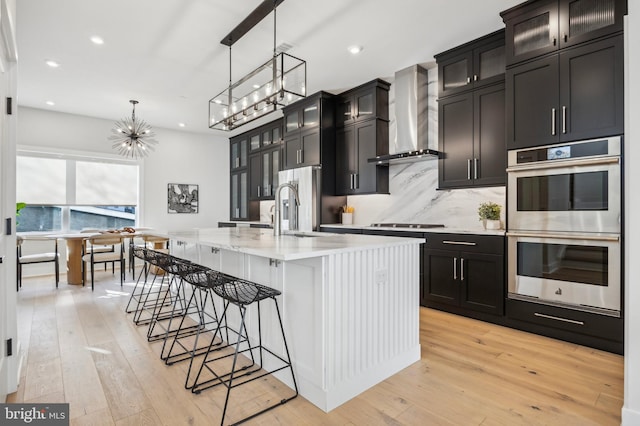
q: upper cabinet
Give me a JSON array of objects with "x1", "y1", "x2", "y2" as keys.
[
  {"x1": 336, "y1": 79, "x2": 390, "y2": 127},
  {"x1": 502, "y1": 0, "x2": 626, "y2": 150},
  {"x1": 249, "y1": 119, "x2": 283, "y2": 201},
  {"x1": 335, "y1": 79, "x2": 390, "y2": 195},
  {"x1": 282, "y1": 91, "x2": 336, "y2": 170},
  {"x1": 436, "y1": 30, "x2": 506, "y2": 189},
  {"x1": 502, "y1": 0, "x2": 627, "y2": 66},
  {"x1": 435, "y1": 29, "x2": 506, "y2": 98},
  {"x1": 506, "y1": 35, "x2": 624, "y2": 149},
  {"x1": 230, "y1": 135, "x2": 248, "y2": 171}
]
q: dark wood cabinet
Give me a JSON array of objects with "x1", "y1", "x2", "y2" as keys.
[
  {"x1": 230, "y1": 170, "x2": 248, "y2": 220},
  {"x1": 335, "y1": 79, "x2": 390, "y2": 196},
  {"x1": 424, "y1": 233, "x2": 504, "y2": 316},
  {"x1": 230, "y1": 135, "x2": 248, "y2": 171},
  {"x1": 336, "y1": 79, "x2": 390, "y2": 126},
  {"x1": 436, "y1": 29, "x2": 506, "y2": 98},
  {"x1": 229, "y1": 133, "x2": 253, "y2": 220},
  {"x1": 438, "y1": 83, "x2": 506, "y2": 188},
  {"x1": 230, "y1": 119, "x2": 282, "y2": 218},
  {"x1": 506, "y1": 298, "x2": 623, "y2": 354},
  {"x1": 506, "y1": 34, "x2": 623, "y2": 149},
  {"x1": 502, "y1": 0, "x2": 626, "y2": 66},
  {"x1": 336, "y1": 119, "x2": 389, "y2": 195},
  {"x1": 282, "y1": 92, "x2": 336, "y2": 171},
  {"x1": 249, "y1": 145, "x2": 281, "y2": 200}
]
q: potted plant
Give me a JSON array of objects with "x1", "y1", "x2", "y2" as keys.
[
  {"x1": 478, "y1": 202, "x2": 501, "y2": 230},
  {"x1": 16, "y1": 202, "x2": 26, "y2": 226}
]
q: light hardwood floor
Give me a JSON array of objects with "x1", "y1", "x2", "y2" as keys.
[{"x1": 8, "y1": 271, "x2": 623, "y2": 425}]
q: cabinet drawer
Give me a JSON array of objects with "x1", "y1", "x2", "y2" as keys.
[
  {"x1": 424, "y1": 233, "x2": 504, "y2": 254},
  {"x1": 506, "y1": 299, "x2": 622, "y2": 343}
]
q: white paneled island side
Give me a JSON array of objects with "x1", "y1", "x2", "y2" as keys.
[{"x1": 164, "y1": 227, "x2": 424, "y2": 412}]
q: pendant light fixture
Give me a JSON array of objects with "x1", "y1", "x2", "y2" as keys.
[
  {"x1": 209, "y1": 0, "x2": 306, "y2": 131},
  {"x1": 109, "y1": 100, "x2": 158, "y2": 159}
]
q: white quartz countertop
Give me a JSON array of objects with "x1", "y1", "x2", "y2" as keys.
[
  {"x1": 166, "y1": 227, "x2": 424, "y2": 261},
  {"x1": 319, "y1": 224, "x2": 506, "y2": 236}
]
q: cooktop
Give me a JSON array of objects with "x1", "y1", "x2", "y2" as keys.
[{"x1": 369, "y1": 223, "x2": 445, "y2": 229}]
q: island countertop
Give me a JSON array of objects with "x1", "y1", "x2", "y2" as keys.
[{"x1": 165, "y1": 227, "x2": 424, "y2": 261}]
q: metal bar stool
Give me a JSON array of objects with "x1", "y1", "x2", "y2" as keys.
[
  {"x1": 145, "y1": 253, "x2": 207, "y2": 343},
  {"x1": 125, "y1": 244, "x2": 151, "y2": 314},
  {"x1": 190, "y1": 272, "x2": 298, "y2": 425},
  {"x1": 128, "y1": 247, "x2": 177, "y2": 327},
  {"x1": 158, "y1": 261, "x2": 222, "y2": 365}
]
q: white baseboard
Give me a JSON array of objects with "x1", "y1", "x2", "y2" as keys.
[{"x1": 622, "y1": 406, "x2": 640, "y2": 425}]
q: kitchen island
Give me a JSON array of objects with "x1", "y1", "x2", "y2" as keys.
[{"x1": 165, "y1": 227, "x2": 423, "y2": 412}]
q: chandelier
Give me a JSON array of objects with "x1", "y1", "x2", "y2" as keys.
[
  {"x1": 110, "y1": 100, "x2": 158, "y2": 159},
  {"x1": 209, "y1": 0, "x2": 306, "y2": 131}
]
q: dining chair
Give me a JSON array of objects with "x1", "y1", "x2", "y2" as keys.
[
  {"x1": 82, "y1": 233, "x2": 125, "y2": 291},
  {"x1": 16, "y1": 236, "x2": 60, "y2": 291},
  {"x1": 81, "y1": 228, "x2": 116, "y2": 272}
]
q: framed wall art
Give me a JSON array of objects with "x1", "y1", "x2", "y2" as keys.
[{"x1": 167, "y1": 183, "x2": 198, "y2": 214}]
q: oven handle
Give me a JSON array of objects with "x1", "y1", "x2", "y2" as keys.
[
  {"x1": 506, "y1": 156, "x2": 619, "y2": 173},
  {"x1": 506, "y1": 231, "x2": 619, "y2": 242}
]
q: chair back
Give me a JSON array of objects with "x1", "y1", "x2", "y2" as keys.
[{"x1": 88, "y1": 233, "x2": 123, "y2": 248}]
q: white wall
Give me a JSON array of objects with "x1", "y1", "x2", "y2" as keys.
[
  {"x1": 17, "y1": 107, "x2": 229, "y2": 232},
  {"x1": 623, "y1": 3, "x2": 640, "y2": 425}
]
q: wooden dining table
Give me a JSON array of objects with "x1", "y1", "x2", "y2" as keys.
[{"x1": 56, "y1": 231, "x2": 157, "y2": 285}]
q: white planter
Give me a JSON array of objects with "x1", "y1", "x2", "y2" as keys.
[
  {"x1": 342, "y1": 212, "x2": 353, "y2": 225},
  {"x1": 483, "y1": 219, "x2": 501, "y2": 230}
]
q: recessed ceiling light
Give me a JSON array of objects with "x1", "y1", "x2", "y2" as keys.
[
  {"x1": 253, "y1": 84, "x2": 260, "y2": 89},
  {"x1": 178, "y1": 123, "x2": 186, "y2": 128},
  {"x1": 45, "y1": 101, "x2": 55, "y2": 106},
  {"x1": 45, "y1": 60, "x2": 60, "y2": 68},
  {"x1": 348, "y1": 45, "x2": 363, "y2": 55},
  {"x1": 90, "y1": 36, "x2": 104, "y2": 45}
]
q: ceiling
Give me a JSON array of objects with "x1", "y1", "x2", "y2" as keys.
[{"x1": 15, "y1": 0, "x2": 521, "y2": 138}]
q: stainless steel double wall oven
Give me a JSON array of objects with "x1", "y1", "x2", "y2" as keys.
[{"x1": 506, "y1": 136, "x2": 622, "y2": 317}]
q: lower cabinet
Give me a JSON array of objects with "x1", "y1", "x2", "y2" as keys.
[{"x1": 424, "y1": 233, "x2": 504, "y2": 316}]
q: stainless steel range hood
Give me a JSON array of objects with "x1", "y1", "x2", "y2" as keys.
[{"x1": 369, "y1": 64, "x2": 439, "y2": 166}]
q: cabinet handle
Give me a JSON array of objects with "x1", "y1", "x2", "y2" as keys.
[
  {"x1": 211, "y1": 247, "x2": 220, "y2": 254},
  {"x1": 534, "y1": 312, "x2": 584, "y2": 326},
  {"x1": 350, "y1": 174, "x2": 355, "y2": 189},
  {"x1": 563, "y1": 34, "x2": 568, "y2": 43},
  {"x1": 474, "y1": 158, "x2": 478, "y2": 180},
  {"x1": 473, "y1": 75, "x2": 478, "y2": 82},
  {"x1": 453, "y1": 257, "x2": 457, "y2": 280},
  {"x1": 235, "y1": 208, "x2": 240, "y2": 217},
  {"x1": 466, "y1": 77, "x2": 471, "y2": 84},
  {"x1": 299, "y1": 149, "x2": 304, "y2": 164},
  {"x1": 551, "y1": 108, "x2": 556, "y2": 136},
  {"x1": 443, "y1": 240, "x2": 477, "y2": 246},
  {"x1": 257, "y1": 186, "x2": 261, "y2": 197},
  {"x1": 562, "y1": 106, "x2": 567, "y2": 134},
  {"x1": 467, "y1": 159, "x2": 472, "y2": 180},
  {"x1": 460, "y1": 258, "x2": 465, "y2": 281},
  {"x1": 235, "y1": 158, "x2": 240, "y2": 168},
  {"x1": 552, "y1": 37, "x2": 557, "y2": 46}
]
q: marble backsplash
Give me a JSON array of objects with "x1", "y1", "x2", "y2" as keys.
[{"x1": 345, "y1": 160, "x2": 506, "y2": 231}]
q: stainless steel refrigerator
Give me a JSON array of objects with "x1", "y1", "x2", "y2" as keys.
[{"x1": 277, "y1": 165, "x2": 346, "y2": 232}]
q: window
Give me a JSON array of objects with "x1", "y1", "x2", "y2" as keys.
[{"x1": 16, "y1": 152, "x2": 139, "y2": 233}]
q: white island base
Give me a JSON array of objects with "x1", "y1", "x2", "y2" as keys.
[{"x1": 169, "y1": 228, "x2": 422, "y2": 412}]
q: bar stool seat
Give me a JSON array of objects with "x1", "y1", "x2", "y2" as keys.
[{"x1": 190, "y1": 272, "x2": 298, "y2": 426}]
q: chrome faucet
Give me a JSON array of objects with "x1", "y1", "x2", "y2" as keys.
[{"x1": 274, "y1": 183, "x2": 300, "y2": 236}]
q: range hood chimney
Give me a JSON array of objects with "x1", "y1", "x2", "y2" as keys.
[{"x1": 369, "y1": 64, "x2": 439, "y2": 166}]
